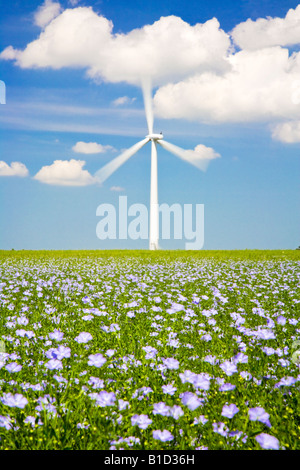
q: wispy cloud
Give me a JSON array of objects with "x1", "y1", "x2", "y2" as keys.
[{"x1": 112, "y1": 96, "x2": 136, "y2": 106}]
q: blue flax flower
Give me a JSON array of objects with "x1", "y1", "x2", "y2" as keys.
[
  {"x1": 88, "y1": 353, "x2": 107, "y2": 368},
  {"x1": 248, "y1": 407, "x2": 271, "y2": 427},
  {"x1": 152, "y1": 430, "x2": 174, "y2": 442},
  {"x1": 131, "y1": 414, "x2": 152, "y2": 429},
  {"x1": 1, "y1": 392, "x2": 28, "y2": 409},
  {"x1": 221, "y1": 403, "x2": 239, "y2": 418},
  {"x1": 255, "y1": 433, "x2": 280, "y2": 450}
]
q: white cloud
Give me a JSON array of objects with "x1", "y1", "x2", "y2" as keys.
[
  {"x1": 33, "y1": 159, "x2": 96, "y2": 186},
  {"x1": 153, "y1": 47, "x2": 300, "y2": 125},
  {"x1": 231, "y1": 5, "x2": 300, "y2": 50},
  {"x1": 0, "y1": 161, "x2": 29, "y2": 177},
  {"x1": 187, "y1": 144, "x2": 220, "y2": 161},
  {"x1": 271, "y1": 121, "x2": 300, "y2": 143},
  {"x1": 72, "y1": 141, "x2": 114, "y2": 154},
  {"x1": 110, "y1": 186, "x2": 124, "y2": 191},
  {"x1": 0, "y1": 7, "x2": 231, "y2": 87},
  {"x1": 34, "y1": 0, "x2": 62, "y2": 28},
  {"x1": 112, "y1": 96, "x2": 136, "y2": 106}
]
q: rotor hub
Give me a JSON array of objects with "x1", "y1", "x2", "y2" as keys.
[{"x1": 146, "y1": 133, "x2": 163, "y2": 140}]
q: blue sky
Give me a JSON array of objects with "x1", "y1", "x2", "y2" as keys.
[{"x1": 0, "y1": 0, "x2": 299, "y2": 250}]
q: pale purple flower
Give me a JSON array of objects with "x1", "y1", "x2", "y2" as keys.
[
  {"x1": 163, "y1": 357, "x2": 179, "y2": 370},
  {"x1": 143, "y1": 346, "x2": 157, "y2": 359},
  {"x1": 17, "y1": 316, "x2": 29, "y2": 326},
  {"x1": 193, "y1": 415, "x2": 208, "y2": 425},
  {"x1": 201, "y1": 334, "x2": 212, "y2": 342},
  {"x1": 0, "y1": 415, "x2": 13, "y2": 430},
  {"x1": 255, "y1": 433, "x2": 280, "y2": 450},
  {"x1": 45, "y1": 359, "x2": 63, "y2": 370},
  {"x1": 166, "y1": 303, "x2": 185, "y2": 314},
  {"x1": 203, "y1": 355, "x2": 219, "y2": 365},
  {"x1": 248, "y1": 407, "x2": 271, "y2": 427},
  {"x1": 152, "y1": 430, "x2": 174, "y2": 442},
  {"x1": 275, "y1": 376, "x2": 297, "y2": 387},
  {"x1": 219, "y1": 383, "x2": 236, "y2": 392},
  {"x1": 5, "y1": 362, "x2": 22, "y2": 373},
  {"x1": 278, "y1": 358, "x2": 290, "y2": 367},
  {"x1": 131, "y1": 414, "x2": 152, "y2": 429},
  {"x1": 126, "y1": 301, "x2": 139, "y2": 308},
  {"x1": 118, "y1": 399, "x2": 130, "y2": 411},
  {"x1": 169, "y1": 405, "x2": 184, "y2": 419},
  {"x1": 49, "y1": 330, "x2": 64, "y2": 341},
  {"x1": 105, "y1": 349, "x2": 115, "y2": 357},
  {"x1": 256, "y1": 329, "x2": 276, "y2": 340},
  {"x1": 240, "y1": 371, "x2": 252, "y2": 380},
  {"x1": 219, "y1": 360, "x2": 238, "y2": 376},
  {"x1": 262, "y1": 347, "x2": 275, "y2": 356},
  {"x1": 75, "y1": 332, "x2": 93, "y2": 343},
  {"x1": 192, "y1": 374, "x2": 211, "y2": 390},
  {"x1": 228, "y1": 430, "x2": 244, "y2": 440},
  {"x1": 180, "y1": 392, "x2": 203, "y2": 411},
  {"x1": 88, "y1": 376, "x2": 104, "y2": 388},
  {"x1": 15, "y1": 329, "x2": 27, "y2": 337},
  {"x1": 179, "y1": 370, "x2": 196, "y2": 384},
  {"x1": 232, "y1": 353, "x2": 248, "y2": 364},
  {"x1": 93, "y1": 391, "x2": 116, "y2": 407},
  {"x1": 221, "y1": 403, "x2": 239, "y2": 418},
  {"x1": 108, "y1": 323, "x2": 120, "y2": 332},
  {"x1": 132, "y1": 387, "x2": 153, "y2": 399},
  {"x1": 82, "y1": 315, "x2": 93, "y2": 321},
  {"x1": 162, "y1": 383, "x2": 177, "y2": 395},
  {"x1": 88, "y1": 353, "x2": 106, "y2": 368},
  {"x1": 1, "y1": 392, "x2": 28, "y2": 409},
  {"x1": 212, "y1": 422, "x2": 228, "y2": 436},
  {"x1": 36, "y1": 396, "x2": 57, "y2": 415},
  {"x1": 46, "y1": 345, "x2": 71, "y2": 360},
  {"x1": 153, "y1": 402, "x2": 170, "y2": 416}
]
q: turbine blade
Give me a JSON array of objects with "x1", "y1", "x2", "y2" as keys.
[
  {"x1": 94, "y1": 137, "x2": 150, "y2": 184},
  {"x1": 157, "y1": 139, "x2": 210, "y2": 172},
  {"x1": 142, "y1": 80, "x2": 154, "y2": 135}
]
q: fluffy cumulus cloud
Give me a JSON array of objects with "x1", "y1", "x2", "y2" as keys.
[
  {"x1": 0, "y1": 7, "x2": 231, "y2": 87},
  {"x1": 33, "y1": 159, "x2": 96, "y2": 186},
  {"x1": 72, "y1": 141, "x2": 114, "y2": 154},
  {"x1": 231, "y1": 5, "x2": 300, "y2": 50},
  {"x1": 271, "y1": 121, "x2": 300, "y2": 143},
  {"x1": 154, "y1": 47, "x2": 300, "y2": 126},
  {"x1": 34, "y1": 0, "x2": 62, "y2": 28},
  {"x1": 0, "y1": 161, "x2": 29, "y2": 177},
  {"x1": 1, "y1": 3, "x2": 300, "y2": 144}
]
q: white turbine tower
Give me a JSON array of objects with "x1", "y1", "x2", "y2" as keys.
[{"x1": 94, "y1": 86, "x2": 210, "y2": 250}]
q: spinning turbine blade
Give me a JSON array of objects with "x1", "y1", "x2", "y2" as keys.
[
  {"x1": 157, "y1": 140, "x2": 210, "y2": 172},
  {"x1": 94, "y1": 137, "x2": 150, "y2": 184},
  {"x1": 142, "y1": 81, "x2": 154, "y2": 135}
]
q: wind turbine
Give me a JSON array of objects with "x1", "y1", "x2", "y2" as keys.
[{"x1": 94, "y1": 86, "x2": 210, "y2": 250}]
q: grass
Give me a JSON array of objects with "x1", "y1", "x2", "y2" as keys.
[{"x1": 0, "y1": 249, "x2": 299, "y2": 450}]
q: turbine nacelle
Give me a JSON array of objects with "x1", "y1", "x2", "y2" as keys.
[{"x1": 146, "y1": 133, "x2": 163, "y2": 141}]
